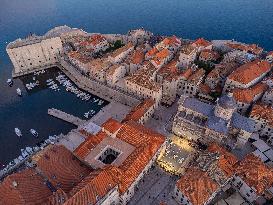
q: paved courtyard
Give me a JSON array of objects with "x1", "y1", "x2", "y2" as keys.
[
  {"x1": 128, "y1": 165, "x2": 179, "y2": 205},
  {"x1": 157, "y1": 135, "x2": 195, "y2": 175},
  {"x1": 145, "y1": 100, "x2": 179, "y2": 137},
  {"x1": 90, "y1": 101, "x2": 131, "y2": 125}
]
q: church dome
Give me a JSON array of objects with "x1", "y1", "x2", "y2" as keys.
[{"x1": 218, "y1": 93, "x2": 236, "y2": 109}]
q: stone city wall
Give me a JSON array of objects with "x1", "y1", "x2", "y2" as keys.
[{"x1": 59, "y1": 58, "x2": 141, "y2": 107}]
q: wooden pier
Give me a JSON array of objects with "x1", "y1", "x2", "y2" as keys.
[{"x1": 48, "y1": 108, "x2": 85, "y2": 126}]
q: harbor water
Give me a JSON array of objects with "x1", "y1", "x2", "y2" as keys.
[{"x1": 1, "y1": 0, "x2": 273, "y2": 165}]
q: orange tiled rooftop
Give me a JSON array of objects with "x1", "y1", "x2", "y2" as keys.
[
  {"x1": 74, "y1": 130, "x2": 107, "y2": 159},
  {"x1": 250, "y1": 102, "x2": 273, "y2": 126},
  {"x1": 188, "y1": 68, "x2": 205, "y2": 83},
  {"x1": 176, "y1": 167, "x2": 219, "y2": 205},
  {"x1": 33, "y1": 145, "x2": 91, "y2": 193},
  {"x1": 227, "y1": 42, "x2": 263, "y2": 55},
  {"x1": 192, "y1": 38, "x2": 212, "y2": 48},
  {"x1": 228, "y1": 60, "x2": 270, "y2": 84},
  {"x1": 131, "y1": 49, "x2": 145, "y2": 65},
  {"x1": 64, "y1": 166, "x2": 122, "y2": 205},
  {"x1": 72, "y1": 119, "x2": 165, "y2": 197},
  {"x1": 122, "y1": 98, "x2": 155, "y2": 122},
  {"x1": 162, "y1": 36, "x2": 181, "y2": 46},
  {"x1": 207, "y1": 143, "x2": 238, "y2": 177},
  {"x1": 101, "y1": 118, "x2": 123, "y2": 134},
  {"x1": 235, "y1": 154, "x2": 273, "y2": 194},
  {"x1": 232, "y1": 82, "x2": 268, "y2": 103},
  {"x1": 0, "y1": 168, "x2": 53, "y2": 205}
]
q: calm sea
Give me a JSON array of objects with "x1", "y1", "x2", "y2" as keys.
[{"x1": 0, "y1": 0, "x2": 273, "y2": 164}]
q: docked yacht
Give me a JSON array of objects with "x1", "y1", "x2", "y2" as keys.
[
  {"x1": 15, "y1": 128, "x2": 22, "y2": 137},
  {"x1": 98, "y1": 100, "x2": 104, "y2": 105},
  {"x1": 30, "y1": 129, "x2": 38, "y2": 137},
  {"x1": 7, "y1": 79, "x2": 13, "y2": 86},
  {"x1": 84, "y1": 112, "x2": 89, "y2": 118},
  {"x1": 16, "y1": 88, "x2": 22, "y2": 96}
]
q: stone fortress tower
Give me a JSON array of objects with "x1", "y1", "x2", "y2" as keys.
[{"x1": 5, "y1": 26, "x2": 76, "y2": 77}]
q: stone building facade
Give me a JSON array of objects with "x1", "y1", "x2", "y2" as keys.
[{"x1": 172, "y1": 94, "x2": 256, "y2": 148}]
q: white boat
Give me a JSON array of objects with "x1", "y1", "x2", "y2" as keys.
[
  {"x1": 98, "y1": 100, "x2": 104, "y2": 105},
  {"x1": 94, "y1": 98, "x2": 99, "y2": 103},
  {"x1": 7, "y1": 79, "x2": 13, "y2": 86},
  {"x1": 16, "y1": 88, "x2": 22, "y2": 96},
  {"x1": 25, "y1": 147, "x2": 33, "y2": 154},
  {"x1": 30, "y1": 129, "x2": 38, "y2": 137},
  {"x1": 18, "y1": 155, "x2": 24, "y2": 161},
  {"x1": 21, "y1": 150, "x2": 29, "y2": 158},
  {"x1": 84, "y1": 112, "x2": 89, "y2": 118},
  {"x1": 14, "y1": 158, "x2": 20, "y2": 164},
  {"x1": 48, "y1": 135, "x2": 56, "y2": 141},
  {"x1": 15, "y1": 128, "x2": 22, "y2": 137},
  {"x1": 49, "y1": 84, "x2": 58, "y2": 90},
  {"x1": 46, "y1": 79, "x2": 53, "y2": 83},
  {"x1": 47, "y1": 81, "x2": 55, "y2": 86}
]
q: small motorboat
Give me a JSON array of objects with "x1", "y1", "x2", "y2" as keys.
[
  {"x1": 25, "y1": 147, "x2": 33, "y2": 154},
  {"x1": 16, "y1": 88, "x2": 22, "y2": 96},
  {"x1": 98, "y1": 100, "x2": 104, "y2": 105},
  {"x1": 15, "y1": 128, "x2": 22, "y2": 137},
  {"x1": 84, "y1": 112, "x2": 89, "y2": 119},
  {"x1": 30, "y1": 129, "x2": 38, "y2": 137},
  {"x1": 7, "y1": 79, "x2": 13, "y2": 86}
]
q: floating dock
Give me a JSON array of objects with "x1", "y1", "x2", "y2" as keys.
[{"x1": 48, "y1": 108, "x2": 85, "y2": 126}]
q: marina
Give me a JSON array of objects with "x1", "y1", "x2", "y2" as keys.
[{"x1": 0, "y1": 66, "x2": 109, "y2": 166}]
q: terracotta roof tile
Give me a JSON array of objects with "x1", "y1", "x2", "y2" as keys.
[
  {"x1": 207, "y1": 143, "x2": 238, "y2": 177},
  {"x1": 131, "y1": 49, "x2": 145, "y2": 64},
  {"x1": 228, "y1": 60, "x2": 270, "y2": 84},
  {"x1": 176, "y1": 167, "x2": 219, "y2": 205},
  {"x1": 146, "y1": 47, "x2": 159, "y2": 57},
  {"x1": 232, "y1": 83, "x2": 268, "y2": 103},
  {"x1": 181, "y1": 67, "x2": 194, "y2": 80},
  {"x1": 250, "y1": 102, "x2": 273, "y2": 126},
  {"x1": 64, "y1": 166, "x2": 122, "y2": 205},
  {"x1": 227, "y1": 43, "x2": 263, "y2": 55},
  {"x1": 101, "y1": 118, "x2": 122, "y2": 134},
  {"x1": 122, "y1": 98, "x2": 155, "y2": 122},
  {"x1": 162, "y1": 36, "x2": 181, "y2": 46},
  {"x1": 34, "y1": 145, "x2": 91, "y2": 193},
  {"x1": 0, "y1": 168, "x2": 52, "y2": 205},
  {"x1": 48, "y1": 189, "x2": 68, "y2": 205},
  {"x1": 199, "y1": 49, "x2": 220, "y2": 61},
  {"x1": 116, "y1": 121, "x2": 165, "y2": 193},
  {"x1": 199, "y1": 83, "x2": 211, "y2": 94},
  {"x1": 188, "y1": 68, "x2": 205, "y2": 83},
  {"x1": 74, "y1": 130, "x2": 107, "y2": 159},
  {"x1": 235, "y1": 154, "x2": 273, "y2": 194},
  {"x1": 192, "y1": 38, "x2": 212, "y2": 48}
]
